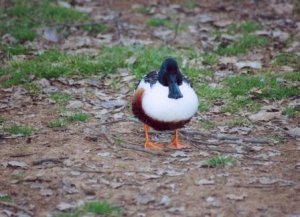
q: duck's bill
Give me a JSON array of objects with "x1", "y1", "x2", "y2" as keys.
[{"x1": 168, "y1": 75, "x2": 183, "y2": 99}]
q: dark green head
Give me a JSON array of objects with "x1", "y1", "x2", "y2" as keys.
[{"x1": 158, "y1": 58, "x2": 183, "y2": 99}]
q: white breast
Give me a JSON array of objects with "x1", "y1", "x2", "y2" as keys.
[{"x1": 137, "y1": 80, "x2": 199, "y2": 122}]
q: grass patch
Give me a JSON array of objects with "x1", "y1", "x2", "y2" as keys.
[
  {"x1": 226, "y1": 117, "x2": 251, "y2": 127},
  {"x1": 0, "y1": 116, "x2": 5, "y2": 124},
  {"x1": 82, "y1": 23, "x2": 108, "y2": 34},
  {"x1": 226, "y1": 21, "x2": 261, "y2": 34},
  {"x1": 66, "y1": 112, "x2": 88, "y2": 122},
  {"x1": 4, "y1": 125, "x2": 33, "y2": 136},
  {"x1": 283, "y1": 71, "x2": 300, "y2": 81},
  {"x1": 0, "y1": 43, "x2": 29, "y2": 56},
  {"x1": 217, "y1": 34, "x2": 269, "y2": 56},
  {"x1": 55, "y1": 201, "x2": 120, "y2": 217},
  {"x1": 0, "y1": 0, "x2": 87, "y2": 41},
  {"x1": 201, "y1": 54, "x2": 219, "y2": 65},
  {"x1": 224, "y1": 74, "x2": 300, "y2": 99},
  {"x1": 202, "y1": 155, "x2": 235, "y2": 168},
  {"x1": 0, "y1": 194, "x2": 12, "y2": 203},
  {"x1": 23, "y1": 83, "x2": 40, "y2": 96},
  {"x1": 135, "y1": 6, "x2": 152, "y2": 15},
  {"x1": 145, "y1": 17, "x2": 170, "y2": 27},
  {"x1": 48, "y1": 119, "x2": 67, "y2": 128},
  {"x1": 84, "y1": 201, "x2": 120, "y2": 216},
  {"x1": 49, "y1": 92, "x2": 71, "y2": 105},
  {"x1": 272, "y1": 53, "x2": 300, "y2": 70},
  {"x1": 11, "y1": 172, "x2": 25, "y2": 180},
  {"x1": 184, "y1": 0, "x2": 197, "y2": 9},
  {"x1": 282, "y1": 106, "x2": 300, "y2": 118},
  {"x1": 199, "y1": 119, "x2": 214, "y2": 129},
  {"x1": 221, "y1": 98, "x2": 260, "y2": 113}
]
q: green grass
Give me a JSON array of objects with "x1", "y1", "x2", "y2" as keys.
[
  {"x1": 199, "y1": 119, "x2": 214, "y2": 129},
  {"x1": 66, "y1": 112, "x2": 88, "y2": 122},
  {"x1": 226, "y1": 117, "x2": 251, "y2": 127},
  {"x1": 48, "y1": 111, "x2": 88, "y2": 128},
  {"x1": 48, "y1": 119, "x2": 67, "y2": 128},
  {"x1": 272, "y1": 53, "x2": 300, "y2": 70},
  {"x1": 23, "y1": 83, "x2": 40, "y2": 96},
  {"x1": 217, "y1": 34, "x2": 269, "y2": 56},
  {"x1": 0, "y1": 50, "x2": 113, "y2": 87},
  {"x1": 0, "y1": 0, "x2": 88, "y2": 41},
  {"x1": 0, "y1": 43, "x2": 29, "y2": 56},
  {"x1": 212, "y1": 21, "x2": 268, "y2": 56},
  {"x1": 49, "y1": 92, "x2": 71, "y2": 105},
  {"x1": 0, "y1": 116, "x2": 5, "y2": 124},
  {"x1": 184, "y1": 0, "x2": 197, "y2": 9},
  {"x1": 145, "y1": 17, "x2": 186, "y2": 31},
  {"x1": 283, "y1": 71, "x2": 300, "y2": 81},
  {"x1": 0, "y1": 45, "x2": 211, "y2": 87},
  {"x1": 84, "y1": 201, "x2": 120, "y2": 216},
  {"x1": 0, "y1": 194, "x2": 12, "y2": 203},
  {"x1": 55, "y1": 201, "x2": 121, "y2": 217},
  {"x1": 135, "y1": 6, "x2": 152, "y2": 15},
  {"x1": 282, "y1": 106, "x2": 300, "y2": 118},
  {"x1": 145, "y1": 17, "x2": 171, "y2": 27},
  {"x1": 201, "y1": 54, "x2": 219, "y2": 65},
  {"x1": 202, "y1": 155, "x2": 235, "y2": 168},
  {"x1": 224, "y1": 73, "x2": 300, "y2": 99},
  {"x1": 4, "y1": 125, "x2": 33, "y2": 136},
  {"x1": 82, "y1": 23, "x2": 108, "y2": 34},
  {"x1": 11, "y1": 172, "x2": 25, "y2": 180},
  {"x1": 226, "y1": 21, "x2": 261, "y2": 34}
]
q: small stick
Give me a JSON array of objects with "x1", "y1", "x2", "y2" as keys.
[
  {"x1": 118, "y1": 143, "x2": 167, "y2": 156},
  {"x1": 0, "y1": 201, "x2": 33, "y2": 216},
  {"x1": 75, "y1": 169, "x2": 155, "y2": 174},
  {"x1": 32, "y1": 157, "x2": 68, "y2": 166}
]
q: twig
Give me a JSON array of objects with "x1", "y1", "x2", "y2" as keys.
[
  {"x1": 180, "y1": 130, "x2": 269, "y2": 144},
  {"x1": 167, "y1": 17, "x2": 180, "y2": 44},
  {"x1": 118, "y1": 143, "x2": 167, "y2": 156},
  {"x1": 0, "y1": 201, "x2": 33, "y2": 216},
  {"x1": 74, "y1": 168, "x2": 155, "y2": 174},
  {"x1": 231, "y1": 184, "x2": 294, "y2": 188},
  {"x1": 9, "y1": 153, "x2": 35, "y2": 158},
  {"x1": 32, "y1": 157, "x2": 68, "y2": 166}
]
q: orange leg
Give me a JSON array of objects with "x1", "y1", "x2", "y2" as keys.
[
  {"x1": 144, "y1": 124, "x2": 163, "y2": 150},
  {"x1": 168, "y1": 130, "x2": 188, "y2": 149}
]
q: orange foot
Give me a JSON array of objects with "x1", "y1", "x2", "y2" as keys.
[
  {"x1": 168, "y1": 130, "x2": 189, "y2": 149},
  {"x1": 144, "y1": 141, "x2": 163, "y2": 150}
]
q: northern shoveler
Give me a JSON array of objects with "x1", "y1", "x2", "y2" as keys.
[{"x1": 132, "y1": 57, "x2": 199, "y2": 149}]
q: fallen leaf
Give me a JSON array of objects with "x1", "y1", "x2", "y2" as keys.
[
  {"x1": 159, "y1": 195, "x2": 171, "y2": 206},
  {"x1": 226, "y1": 193, "x2": 247, "y2": 201},
  {"x1": 2, "y1": 160, "x2": 28, "y2": 169},
  {"x1": 40, "y1": 188, "x2": 53, "y2": 196},
  {"x1": 101, "y1": 99, "x2": 126, "y2": 109},
  {"x1": 235, "y1": 61, "x2": 262, "y2": 69},
  {"x1": 248, "y1": 110, "x2": 281, "y2": 122},
  {"x1": 136, "y1": 194, "x2": 156, "y2": 205},
  {"x1": 287, "y1": 127, "x2": 300, "y2": 138},
  {"x1": 66, "y1": 100, "x2": 84, "y2": 109},
  {"x1": 196, "y1": 179, "x2": 215, "y2": 185},
  {"x1": 42, "y1": 27, "x2": 60, "y2": 42}
]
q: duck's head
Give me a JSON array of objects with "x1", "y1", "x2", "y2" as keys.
[{"x1": 158, "y1": 58, "x2": 183, "y2": 99}]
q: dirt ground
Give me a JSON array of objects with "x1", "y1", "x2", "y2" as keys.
[{"x1": 1, "y1": 0, "x2": 300, "y2": 217}]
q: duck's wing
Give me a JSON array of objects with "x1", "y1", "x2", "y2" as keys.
[{"x1": 135, "y1": 70, "x2": 158, "y2": 90}]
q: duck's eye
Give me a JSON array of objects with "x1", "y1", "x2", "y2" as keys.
[{"x1": 167, "y1": 65, "x2": 176, "y2": 72}]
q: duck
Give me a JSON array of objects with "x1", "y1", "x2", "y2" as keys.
[{"x1": 132, "y1": 57, "x2": 199, "y2": 149}]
